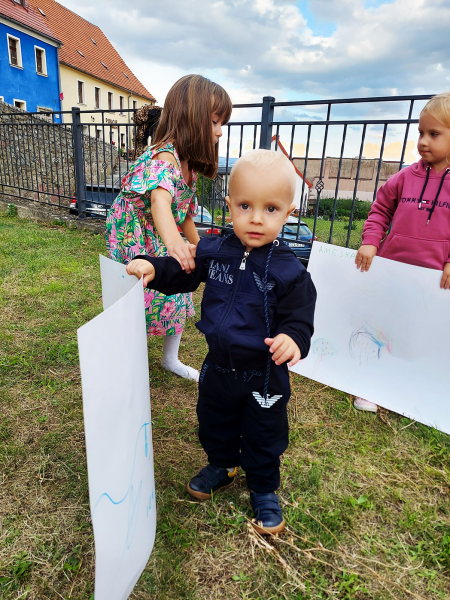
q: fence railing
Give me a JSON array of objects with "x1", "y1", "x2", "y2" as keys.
[{"x1": 0, "y1": 93, "x2": 434, "y2": 251}]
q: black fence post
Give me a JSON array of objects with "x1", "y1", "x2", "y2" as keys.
[
  {"x1": 259, "y1": 96, "x2": 275, "y2": 149},
  {"x1": 72, "y1": 107, "x2": 86, "y2": 218}
]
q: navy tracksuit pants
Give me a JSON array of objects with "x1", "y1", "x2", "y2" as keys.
[{"x1": 197, "y1": 354, "x2": 291, "y2": 493}]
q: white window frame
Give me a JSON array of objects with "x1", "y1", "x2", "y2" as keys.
[
  {"x1": 94, "y1": 86, "x2": 101, "y2": 109},
  {"x1": 132, "y1": 100, "x2": 137, "y2": 110},
  {"x1": 119, "y1": 95, "x2": 125, "y2": 115},
  {"x1": 77, "y1": 80, "x2": 85, "y2": 105},
  {"x1": 7, "y1": 34, "x2": 22, "y2": 68},
  {"x1": 36, "y1": 106, "x2": 53, "y2": 121},
  {"x1": 13, "y1": 99, "x2": 27, "y2": 110},
  {"x1": 107, "y1": 91, "x2": 114, "y2": 112},
  {"x1": 34, "y1": 46, "x2": 47, "y2": 76}
]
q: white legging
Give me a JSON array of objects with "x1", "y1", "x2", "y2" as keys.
[{"x1": 161, "y1": 333, "x2": 199, "y2": 382}]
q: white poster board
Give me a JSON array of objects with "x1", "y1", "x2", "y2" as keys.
[
  {"x1": 99, "y1": 254, "x2": 138, "y2": 311},
  {"x1": 78, "y1": 258, "x2": 155, "y2": 600},
  {"x1": 291, "y1": 242, "x2": 450, "y2": 434}
]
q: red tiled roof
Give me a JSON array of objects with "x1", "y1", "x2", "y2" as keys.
[
  {"x1": 271, "y1": 135, "x2": 312, "y2": 188},
  {"x1": 28, "y1": 0, "x2": 155, "y2": 101},
  {"x1": 0, "y1": 0, "x2": 58, "y2": 41}
]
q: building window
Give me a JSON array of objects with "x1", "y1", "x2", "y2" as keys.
[
  {"x1": 7, "y1": 35, "x2": 22, "y2": 68},
  {"x1": 77, "y1": 80, "x2": 85, "y2": 104},
  {"x1": 108, "y1": 92, "x2": 113, "y2": 111},
  {"x1": 132, "y1": 100, "x2": 137, "y2": 110},
  {"x1": 96, "y1": 128, "x2": 102, "y2": 140},
  {"x1": 94, "y1": 87, "x2": 101, "y2": 109},
  {"x1": 120, "y1": 133, "x2": 125, "y2": 147},
  {"x1": 35, "y1": 47, "x2": 47, "y2": 75},
  {"x1": 37, "y1": 106, "x2": 53, "y2": 122},
  {"x1": 13, "y1": 99, "x2": 26, "y2": 110},
  {"x1": 119, "y1": 95, "x2": 124, "y2": 114}
]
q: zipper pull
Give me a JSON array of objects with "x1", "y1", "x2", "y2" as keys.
[{"x1": 239, "y1": 250, "x2": 250, "y2": 270}]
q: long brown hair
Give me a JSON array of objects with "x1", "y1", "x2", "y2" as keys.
[{"x1": 152, "y1": 75, "x2": 232, "y2": 178}]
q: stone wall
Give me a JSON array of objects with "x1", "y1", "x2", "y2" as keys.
[
  {"x1": 293, "y1": 156, "x2": 401, "y2": 203},
  {"x1": 0, "y1": 101, "x2": 118, "y2": 211}
]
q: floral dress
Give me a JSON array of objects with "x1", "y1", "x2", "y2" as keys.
[{"x1": 105, "y1": 143, "x2": 197, "y2": 336}]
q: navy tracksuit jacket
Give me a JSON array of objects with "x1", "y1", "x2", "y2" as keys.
[{"x1": 134, "y1": 234, "x2": 316, "y2": 492}]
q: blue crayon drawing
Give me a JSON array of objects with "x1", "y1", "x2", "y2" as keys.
[
  {"x1": 349, "y1": 324, "x2": 391, "y2": 366},
  {"x1": 311, "y1": 337, "x2": 337, "y2": 376},
  {"x1": 93, "y1": 422, "x2": 154, "y2": 550}
]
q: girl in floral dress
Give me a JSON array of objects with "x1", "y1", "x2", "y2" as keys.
[{"x1": 105, "y1": 75, "x2": 232, "y2": 380}]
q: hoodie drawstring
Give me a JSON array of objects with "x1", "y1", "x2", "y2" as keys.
[
  {"x1": 418, "y1": 166, "x2": 431, "y2": 209},
  {"x1": 427, "y1": 168, "x2": 450, "y2": 225},
  {"x1": 218, "y1": 235, "x2": 279, "y2": 402},
  {"x1": 262, "y1": 240, "x2": 279, "y2": 401}
]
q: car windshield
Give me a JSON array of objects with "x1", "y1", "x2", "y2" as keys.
[
  {"x1": 282, "y1": 224, "x2": 311, "y2": 236},
  {"x1": 194, "y1": 208, "x2": 212, "y2": 222}
]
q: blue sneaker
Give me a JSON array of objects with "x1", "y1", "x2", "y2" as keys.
[
  {"x1": 187, "y1": 464, "x2": 237, "y2": 500},
  {"x1": 250, "y1": 492, "x2": 285, "y2": 534}
]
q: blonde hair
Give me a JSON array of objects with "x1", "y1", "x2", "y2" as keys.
[
  {"x1": 421, "y1": 91, "x2": 450, "y2": 128},
  {"x1": 229, "y1": 149, "x2": 296, "y2": 196}
]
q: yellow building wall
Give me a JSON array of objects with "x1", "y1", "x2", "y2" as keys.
[{"x1": 59, "y1": 64, "x2": 155, "y2": 148}]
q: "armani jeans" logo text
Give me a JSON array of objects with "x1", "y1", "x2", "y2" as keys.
[{"x1": 208, "y1": 260, "x2": 234, "y2": 284}]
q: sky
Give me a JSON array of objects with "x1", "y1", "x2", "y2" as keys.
[{"x1": 57, "y1": 0, "x2": 450, "y2": 161}]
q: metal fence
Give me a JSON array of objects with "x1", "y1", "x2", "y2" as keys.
[{"x1": 0, "y1": 94, "x2": 434, "y2": 250}]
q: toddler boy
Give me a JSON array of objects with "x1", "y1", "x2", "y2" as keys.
[{"x1": 127, "y1": 149, "x2": 316, "y2": 534}]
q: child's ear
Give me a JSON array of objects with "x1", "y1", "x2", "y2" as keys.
[
  {"x1": 226, "y1": 196, "x2": 232, "y2": 214},
  {"x1": 284, "y1": 203, "x2": 296, "y2": 222}
]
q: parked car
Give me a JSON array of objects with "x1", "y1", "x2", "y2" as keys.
[
  {"x1": 221, "y1": 216, "x2": 316, "y2": 265},
  {"x1": 192, "y1": 207, "x2": 221, "y2": 238},
  {"x1": 280, "y1": 217, "x2": 316, "y2": 264},
  {"x1": 69, "y1": 185, "x2": 118, "y2": 218},
  {"x1": 70, "y1": 195, "x2": 223, "y2": 240}
]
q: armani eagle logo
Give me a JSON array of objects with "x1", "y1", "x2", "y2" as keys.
[
  {"x1": 253, "y1": 272, "x2": 276, "y2": 292},
  {"x1": 252, "y1": 392, "x2": 282, "y2": 408}
]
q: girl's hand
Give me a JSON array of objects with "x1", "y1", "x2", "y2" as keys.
[
  {"x1": 355, "y1": 244, "x2": 377, "y2": 272},
  {"x1": 169, "y1": 243, "x2": 197, "y2": 273},
  {"x1": 265, "y1": 334, "x2": 301, "y2": 367},
  {"x1": 440, "y1": 263, "x2": 450, "y2": 290},
  {"x1": 126, "y1": 259, "x2": 155, "y2": 287}
]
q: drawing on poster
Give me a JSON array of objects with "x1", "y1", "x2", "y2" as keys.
[
  {"x1": 312, "y1": 338, "x2": 337, "y2": 376},
  {"x1": 93, "y1": 422, "x2": 155, "y2": 551},
  {"x1": 349, "y1": 324, "x2": 391, "y2": 366}
]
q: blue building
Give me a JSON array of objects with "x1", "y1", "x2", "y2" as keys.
[{"x1": 0, "y1": 0, "x2": 61, "y2": 120}]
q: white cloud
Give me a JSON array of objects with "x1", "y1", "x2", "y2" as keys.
[{"x1": 56, "y1": 0, "x2": 450, "y2": 103}]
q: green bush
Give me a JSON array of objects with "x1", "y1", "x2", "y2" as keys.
[
  {"x1": 316, "y1": 198, "x2": 371, "y2": 221},
  {"x1": 6, "y1": 204, "x2": 18, "y2": 217},
  {"x1": 343, "y1": 222, "x2": 357, "y2": 230}
]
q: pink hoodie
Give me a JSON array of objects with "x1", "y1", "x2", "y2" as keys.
[{"x1": 362, "y1": 159, "x2": 450, "y2": 270}]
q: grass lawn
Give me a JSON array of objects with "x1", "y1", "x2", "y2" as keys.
[
  {"x1": 302, "y1": 218, "x2": 365, "y2": 250},
  {"x1": 1, "y1": 214, "x2": 449, "y2": 600}
]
